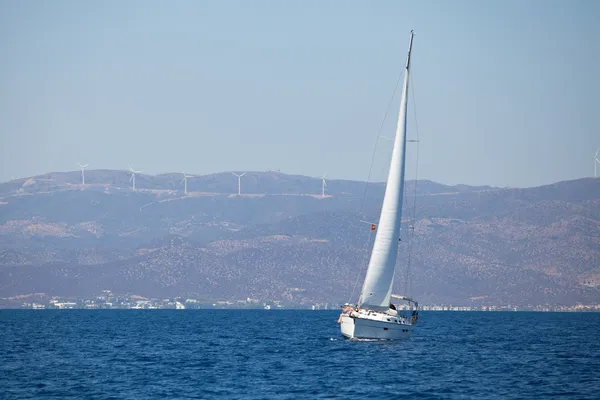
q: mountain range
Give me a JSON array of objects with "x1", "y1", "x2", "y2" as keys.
[{"x1": 1, "y1": 170, "x2": 599, "y2": 307}]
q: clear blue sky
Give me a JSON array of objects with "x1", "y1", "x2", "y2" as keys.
[{"x1": 1, "y1": 0, "x2": 598, "y2": 187}]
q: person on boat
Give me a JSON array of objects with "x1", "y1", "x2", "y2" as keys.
[
  {"x1": 389, "y1": 303, "x2": 397, "y2": 310},
  {"x1": 338, "y1": 304, "x2": 354, "y2": 323},
  {"x1": 411, "y1": 310, "x2": 418, "y2": 324}
]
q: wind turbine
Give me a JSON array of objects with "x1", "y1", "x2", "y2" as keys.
[
  {"x1": 232, "y1": 172, "x2": 246, "y2": 195},
  {"x1": 129, "y1": 166, "x2": 142, "y2": 191},
  {"x1": 321, "y1": 173, "x2": 327, "y2": 197},
  {"x1": 595, "y1": 149, "x2": 600, "y2": 177},
  {"x1": 181, "y1": 172, "x2": 194, "y2": 195},
  {"x1": 77, "y1": 163, "x2": 89, "y2": 185}
]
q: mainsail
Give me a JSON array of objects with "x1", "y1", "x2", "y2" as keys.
[{"x1": 358, "y1": 31, "x2": 414, "y2": 311}]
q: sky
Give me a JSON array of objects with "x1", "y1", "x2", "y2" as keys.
[{"x1": 0, "y1": 0, "x2": 598, "y2": 187}]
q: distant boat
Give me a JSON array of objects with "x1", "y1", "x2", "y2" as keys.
[{"x1": 338, "y1": 31, "x2": 419, "y2": 340}]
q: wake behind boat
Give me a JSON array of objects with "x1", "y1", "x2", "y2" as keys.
[{"x1": 338, "y1": 30, "x2": 419, "y2": 340}]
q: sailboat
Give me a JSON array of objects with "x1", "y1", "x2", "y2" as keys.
[{"x1": 339, "y1": 30, "x2": 419, "y2": 340}]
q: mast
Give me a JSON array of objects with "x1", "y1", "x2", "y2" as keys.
[{"x1": 358, "y1": 31, "x2": 414, "y2": 311}]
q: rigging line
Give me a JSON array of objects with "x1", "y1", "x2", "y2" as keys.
[
  {"x1": 358, "y1": 69, "x2": 405, "y2": 217},
  {"x1": 404, "y1": 72, "x2": 421, "y2": 296},
  {"x1": 348, "y1": 229, "x2": 375, "y2": 304}
]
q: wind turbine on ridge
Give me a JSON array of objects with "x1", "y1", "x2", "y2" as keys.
[
  {"x1": 129, "y1": 166, "x2": 142, "y2": 191},
  {"x1": 77, "y1": 163, "x2": 89, "y2": 185},
  {"x1": 232, "y1": 172, "x2": 246, "y2": 195},
  {"x1": 321, "y1": 173, "x2": 327, "y2": 197},
  {"x1": 594, "y1": 149, "x2": 600, "y2": 177},
  {"x1": 181, "y1": 172, "x2": 195, "y2": 195}
]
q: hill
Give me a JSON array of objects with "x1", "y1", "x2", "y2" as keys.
[{"x1": 0, "y1": 170, "x2": 599, "y2": 307}]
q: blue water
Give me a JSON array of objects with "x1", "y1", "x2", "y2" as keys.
[{"x1": 1, "y1": 311, "x2": 599, "y2": 399}]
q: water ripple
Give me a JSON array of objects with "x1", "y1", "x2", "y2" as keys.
[{"x1": 0, "y1": 310, "x2": 599, "y2": 399}]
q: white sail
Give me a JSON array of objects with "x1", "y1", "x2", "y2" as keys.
[{"x1": 358, "y1": 31, "x2": 414, "y2": 311}]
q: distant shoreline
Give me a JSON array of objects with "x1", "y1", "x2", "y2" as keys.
[{"x1": 1, "y1": 308, "x2": 599, "y2": 313}]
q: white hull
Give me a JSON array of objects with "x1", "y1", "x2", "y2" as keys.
[{"x1": 340, "y1": 311, "x2": 413, "y2": 340}]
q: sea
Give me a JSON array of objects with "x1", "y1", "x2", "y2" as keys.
[{"x1": 1, "y1": 310, "x2": 599, "y2": 399}]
